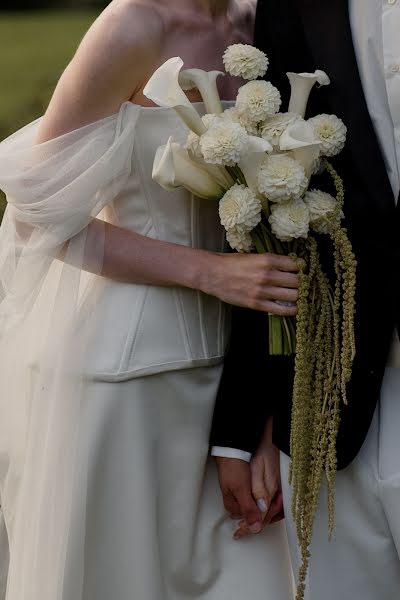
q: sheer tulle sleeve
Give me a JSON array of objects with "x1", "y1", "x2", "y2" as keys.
[
  {"x1": 0, "y1": 101, "x2": 140, "y2": 600},
  {"x1": 0, "y1": 100, "x2": 140, "y2": 318}
]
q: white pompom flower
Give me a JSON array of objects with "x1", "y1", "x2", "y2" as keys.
[
  {"x1": 269, "y1": 198, "x2": 310, "y2": 242},
  {"x1": 223, "y1": 44, "x2": 269, "y2": 81},
  {"x1": 186, "y1": 131, "x2": 203, "y2": 159},
  {"x1": 308, "y1": 114, "x2": 347, "y2": 157},
  {"x1": 219, "y1": 184, "x2": 262, "y2": 232},
  {"x1": 199, "y1": 118, "x2": 249, "y2": 166},
  {"x1": 259, "y1": 112, "x2": 302, "y2": 147},
  {"x1": 304, "y1": 189, "x2": 344, "y2": 234},
  {"x1": 222, "y1": 107, "x2": 259, "y2": 135},
  {"x1": 186, "y1": 114, "x2": 220, "y2": 158},
  {"x1": 258, "y1": 154, "x2": 308, "y2": 203},
  {"x1": 236, "y1": 81, "x2": 282, "y2": 123},
  {"x1": 201, "y1": 114, "x2": 220, "y2": 129},
  {"x1": 226, "y1": 228, "x2": 254, "y2": 253}
]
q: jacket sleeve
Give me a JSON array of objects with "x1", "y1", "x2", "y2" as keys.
[{"x1": 210, "y1": 306, "x2": 273, "y2": 455}]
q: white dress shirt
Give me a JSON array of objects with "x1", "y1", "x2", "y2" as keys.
[{"x1": 212, "y1": 0, "x2": 400, "y2": 462}]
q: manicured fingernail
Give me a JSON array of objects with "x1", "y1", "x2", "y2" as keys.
[
  {"x1": 257, "y1": 499, "x2": 268, "y2": 513},
  {"x1": 249, "y1": 522, "x2": 262, "y2": 534}
]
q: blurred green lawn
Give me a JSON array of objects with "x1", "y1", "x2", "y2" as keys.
[{"x1": 0, "y1": 10, "x2": 97, "y2": 213}]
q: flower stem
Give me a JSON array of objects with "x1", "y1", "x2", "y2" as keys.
[{"x1": 269, "y1": 314, "x2": 284, "y2": 355}]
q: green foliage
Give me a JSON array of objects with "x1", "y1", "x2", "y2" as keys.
[{"x1": 0, "y1": 10, "x2": 97, "y2": 214}]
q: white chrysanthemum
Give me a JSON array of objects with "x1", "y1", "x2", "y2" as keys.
[
  {"x1": 186, "y1": 114, "x2": 220, "y2": 158},
  {"x1": 236, "y1": 81, "x2": 281, "y2": 123},
  {"x1": 186, "y1": 131, "x2": 203, "y2": 158},
  {"x1": 222, "y1": 107, "x2": 259, "y2": 135},
  {"x1": 219, "y1": 184, "x2": 262, "y2": 232},
  {"x1": 223, "y1": 44, "x2": 269, "y2": 80},
  {"x1": 308, "y1": 114, "x2": 347, "y2": 157},
  {"x1": 269, "y1": 198, "x2": 310, "y2": 242},
  {"x1": 226, "y1": 227, "x2": 253, "y2": 253},
  {"x1": 259, "y1": 112, "x2": 302, "y2": 147},
  {"x1": 304, "y1": 189, "x2": 343, "y2": 234},
  {"x1": 258, "y1": 154, "x2": 308, "y2": 203},
  {"x1": 200, "y1": 118, "x2": 249, "y2": 166}
]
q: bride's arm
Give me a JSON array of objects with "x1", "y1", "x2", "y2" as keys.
[
  {"x1": 79, "y1": 218, "x2": 299, "y2": 316},
  {"x1": 33, "y1": 1, "x2": 299, "y2": 314}
]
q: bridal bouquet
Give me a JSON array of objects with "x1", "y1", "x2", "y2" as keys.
[{"x1": 143, "y1": 45, "x2": 356, "y2": 600}]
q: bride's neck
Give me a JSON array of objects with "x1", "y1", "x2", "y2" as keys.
[{"x1": 166, "y1": 0, "x2": 231, "y2": 17}]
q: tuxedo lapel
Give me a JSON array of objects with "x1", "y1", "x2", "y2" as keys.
[{"x1": 295, "y1": 0, "x2": 395, "y2": 213}]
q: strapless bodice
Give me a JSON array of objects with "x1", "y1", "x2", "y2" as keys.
[
  {"x1": 106, "y1": 103, "x2": 228, "y2": 252},
  {"x1": 89, "y1": 102, "x2": 232, "y2": 379}
]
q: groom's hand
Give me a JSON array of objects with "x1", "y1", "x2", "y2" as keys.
[
  {"x1": 233, "y1": 418, "x2": 284, "y2": 539},
  {"x1": 233, "y1": 451, "x2": 284, "y2": 540},
  {"x1": 214, "y1": 457, "x2": 263, "y2": 535}
]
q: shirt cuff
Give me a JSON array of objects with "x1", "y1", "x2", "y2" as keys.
[{"x1": 211, "y1": 446, "x2": 252, "y2": 463}]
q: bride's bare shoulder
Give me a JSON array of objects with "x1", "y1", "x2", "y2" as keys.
[
  {"x1": 102, "y1": 0, "x2": 163, "y2": 34},
  {"x1": 37, "y1": 0, "x2": 165, "y2": 140},
  {"x1": 81, "y1": 0, "x2": 164, "y2": 62}
]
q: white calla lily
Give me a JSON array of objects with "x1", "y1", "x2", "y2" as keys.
[
  {"x1": 239, "y1": 136, "x2": 273, "y2": 195},
  {"x1": 179, "y1": 69, "x2": 224, "y2": 115},
  {"x1": 153, "y1": 137, "x2": 224, "y2": 200},
  {"x1": 279, "y1": 119, "x2": 320, "y2": 152},
  {"x1": 287, "y1": 70, "x2": 330, "y2": 118},
  {"x1": 143, "y1": 58, "x2": 206, "y2": 135},
  {"x1": 189, "y1": 154, "x2": 235, "y2": 190},
  {"x1": 279, "y1": 120, "x2": 321, "y2": 178},
  {"x1": 248, "y1": 136, "x2": 273, "y2": 155}
]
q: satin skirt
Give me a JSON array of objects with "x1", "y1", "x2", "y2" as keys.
[{"x1": 0, "y1": 366, "x2": 293, "y2": 600}]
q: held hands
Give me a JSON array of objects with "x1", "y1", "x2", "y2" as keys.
[
  {"x1": 204, "y1": 252, "x2": 300, "y2": 316},
  {"x1": 215, "y1": 418, "x2": 284, "y2": 540},
  {"x1": 215, "y1": 457, "x2": 264, "y2": 536}
]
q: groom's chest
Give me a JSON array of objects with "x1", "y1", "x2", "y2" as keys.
[
  {"x1": 255, "y1": 0, "x2": 399, "y2": 235},
  {"x1": 254, "y1": 1, "x2": 367, "y2": 127}
]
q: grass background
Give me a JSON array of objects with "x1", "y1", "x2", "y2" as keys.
[{"x1": 0, "y1": 11, "x2": 97, "y2": 213}]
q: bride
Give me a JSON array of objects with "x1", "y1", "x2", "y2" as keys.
[{"x1": 0, "y1": 1, "x2": 298, "y2": 598}]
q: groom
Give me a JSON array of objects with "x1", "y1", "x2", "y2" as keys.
[{"x1": 211, "y1": 0, "x2": 400, "y2": 597}]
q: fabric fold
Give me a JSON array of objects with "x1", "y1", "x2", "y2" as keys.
[{"x1": 0, "y1": 101, "x2": 140, "y2": 600}]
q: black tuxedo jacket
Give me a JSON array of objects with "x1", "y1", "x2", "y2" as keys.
[{"x1": 211, "y1": 0, "x2": 400, "y2": 470}]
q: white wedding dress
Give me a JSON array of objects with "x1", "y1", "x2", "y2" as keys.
[{"x1": 0, "y1": 101, "x2": 293, "y2": 600}]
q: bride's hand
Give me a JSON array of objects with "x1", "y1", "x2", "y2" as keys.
[
  {"x1": 234, "y1": 417, "x2": 284, "y2": 540},
  {"x1": 202, "y1": 252, "x2": 299, "y2": 316}
]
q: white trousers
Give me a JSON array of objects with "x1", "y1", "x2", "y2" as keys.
[
  {"x1": 0, "y1": 509, "x2": 8, "y2": 600},
  {"x1": 281, "y1": 366, "x2": 400, "y2": 599}
]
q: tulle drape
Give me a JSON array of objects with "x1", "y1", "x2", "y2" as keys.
[{"x1": 0, "y1": 101, "x2": 140, "y2": 600}]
